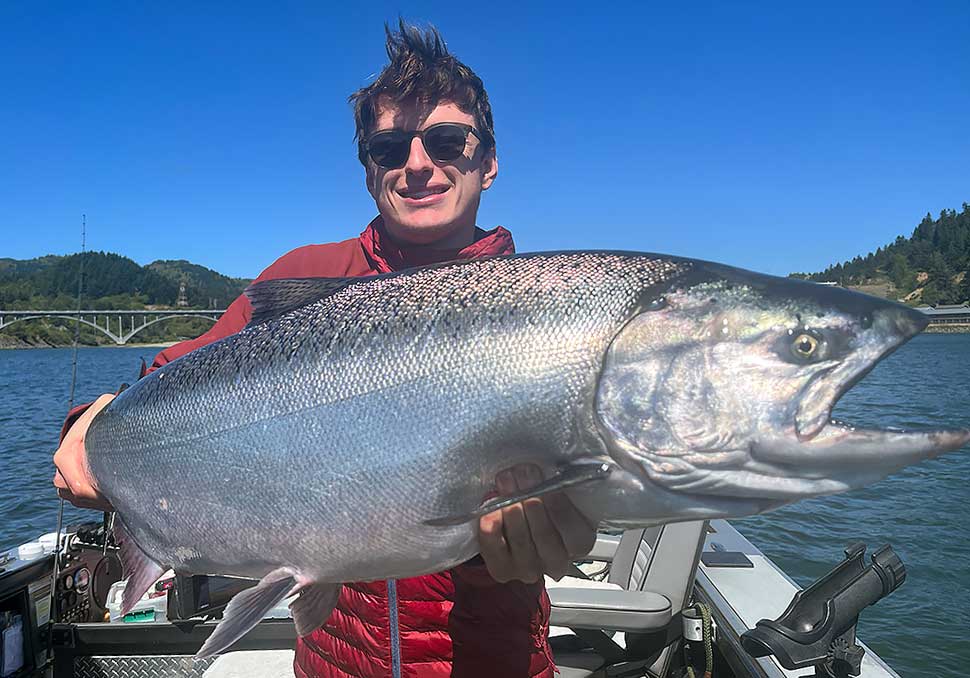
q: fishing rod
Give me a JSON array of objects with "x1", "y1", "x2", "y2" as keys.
[{"x1": 67, "y1": 214, "x2": 86, "y2": 412}]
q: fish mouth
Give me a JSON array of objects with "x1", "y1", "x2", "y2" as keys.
[
  {"x1": 794, "y1": 359, "x2": 875, "y2": 442},
  {"x1": 794, "y1": 305, "x2": 929, "y2": 442}
]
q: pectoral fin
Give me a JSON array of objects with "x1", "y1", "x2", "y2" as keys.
[
  {"x1": 424, "y1": 462, "x2": 613, "y2": 527},
  {"x1": 112, "y1": 520, "x2": 165, "y2": 616}
]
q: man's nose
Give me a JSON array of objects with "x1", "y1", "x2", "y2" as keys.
[{"x1": 404, "y1": 136, "x2": 434, "y2": 174}]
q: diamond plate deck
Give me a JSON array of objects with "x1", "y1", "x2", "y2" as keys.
[{"x1": 73, "y1": 655, "x2": 216, "y2": 678}]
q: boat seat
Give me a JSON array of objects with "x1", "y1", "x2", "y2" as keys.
[{"x1": 548, "y1": 521, "x2": 709, "y2": 677}]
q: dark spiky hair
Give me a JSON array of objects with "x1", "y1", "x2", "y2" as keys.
[{"x1": 351, "y1": 20, "x2": 495, "y2": 166}]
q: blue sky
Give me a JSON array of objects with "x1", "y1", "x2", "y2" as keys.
[{"x1": 1, "y1": 2, "x2": 967, "y2": 279}]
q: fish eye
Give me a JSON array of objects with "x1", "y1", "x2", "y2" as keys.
[{"x1": 791, "y1": 333, "x2": 819, "y2": 359}]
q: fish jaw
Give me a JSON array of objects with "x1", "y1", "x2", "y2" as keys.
[
  {"x1": 753, "y1": 424, "x2": 970, "y2": 489},
  {"x1": 567, "y1": 450, "x2": 794, "y2": 528}
]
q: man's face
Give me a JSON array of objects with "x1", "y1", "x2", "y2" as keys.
[{"x1": 365, "y1": 99, "x2": 498, "y2": 248}]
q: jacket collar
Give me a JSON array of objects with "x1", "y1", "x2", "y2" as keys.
[{"x1": 359, "y1": 216, "x2": 515, "y2": 274}]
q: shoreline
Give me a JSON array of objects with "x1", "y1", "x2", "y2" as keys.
[{"x1": 924, "y1": 325, "x2": 970, "y2": 334}]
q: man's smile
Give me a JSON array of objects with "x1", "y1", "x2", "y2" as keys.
[{"x1": 397, "y1": 184, "x2": 450, "y2": 204}]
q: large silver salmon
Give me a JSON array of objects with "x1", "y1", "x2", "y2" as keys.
[{"x1": 84, "y1": 252, "x2": 969, "y2": 656}]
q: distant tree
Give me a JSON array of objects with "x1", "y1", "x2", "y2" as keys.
[
  {"x1": 921, "y1": 283, "x2": 941, "y2": 306},
  {"x1": 887, "y1": 254, "x2": 912, "y2": 289},
  {"x1": 925, "y1": 251, "x2": 955, "y2": 301},
  {"x1": 914, "y1": 213, "x2": 935, "y2": 242},
  {"x1": 958, "y1": 271, "x2": 970, "y2": 304}
]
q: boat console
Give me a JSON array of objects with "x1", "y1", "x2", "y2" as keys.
[
  {"x1": 0, "y1": 521, "x2": 118, "y2": 678},
  {"x1": 53, "y1": 523, "x2": 122, "y2": 625}
]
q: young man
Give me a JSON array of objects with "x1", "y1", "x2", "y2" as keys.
[{"x1": 53, "y1": 22, "x2": 597, "y2": 678}]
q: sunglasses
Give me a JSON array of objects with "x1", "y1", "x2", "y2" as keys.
[{"x1": 361, "y1": 122, "x2": 490, "y2": 169}]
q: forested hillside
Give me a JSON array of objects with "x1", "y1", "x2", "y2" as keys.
[
  {"x1": 793, "y1": 204, "x2": 970, "y2": 305},
  {"x1": 5, "y1": 204, "x2": 968, "y2": 347},
  {"x1": 0, "y1": 252, "x2": 249, "y2": 347}
]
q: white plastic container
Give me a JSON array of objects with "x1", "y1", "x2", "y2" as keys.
[
  {"x1": 38, "y1": 532, "x2": 62, "y2": 555},
  {"x1": 105, "y1": 580, "x2": 169, "y2": 623},
  {"x1": 17, "y1": 542, "x2": 43, "y2": 561}
]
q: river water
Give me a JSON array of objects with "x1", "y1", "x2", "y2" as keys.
[{"x1": 1, "y1": 336, "x2": 968, "y2": 677}]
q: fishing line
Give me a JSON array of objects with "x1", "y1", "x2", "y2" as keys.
[{"x1": 48, "y1": 214, "x2": 87, "y2": 654}]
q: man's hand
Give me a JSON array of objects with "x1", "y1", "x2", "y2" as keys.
[
  {"x1": 53, "y1": 393, "x2": 115, "y2": 511},
  {"x1": 478, "y1": 464, "x2": 597, "y2": 584}
]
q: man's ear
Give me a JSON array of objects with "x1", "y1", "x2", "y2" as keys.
[{"x1": 480, "y1": 147, "x2": 498, "y2": 191}]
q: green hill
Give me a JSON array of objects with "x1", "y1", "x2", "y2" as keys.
[
  {"x1": 0, "y1": 252, "x2": 249, "y2": 347},
  {"x1": 792, "y1": 204, "x2": 970, "y2": 306},
  {"x1": 147, "y1": 259, "x2": 251, "y2": 309}
]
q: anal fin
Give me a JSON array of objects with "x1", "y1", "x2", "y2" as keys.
[
  {"x1": 290, "y1": 582, "x2": 342, "y2": 636},
  {"x1": 196, "y1": 568, "x2": 295, "y2": 658},
  {"x1": 113, "y1": 520, "x2": 165, "y2": 615},
  {"x1": 424, "y1": 462, "x2": 613, "y2": 527}
]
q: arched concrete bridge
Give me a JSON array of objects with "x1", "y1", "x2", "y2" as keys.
[{"x1": 0, "y1": 309, "x2": 225, "y2": 345}]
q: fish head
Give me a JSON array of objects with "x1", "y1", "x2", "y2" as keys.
[{"x1": 590, "y1": 262, "x2": 970, "y2": 525}]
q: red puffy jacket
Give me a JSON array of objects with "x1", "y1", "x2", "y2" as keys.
[{"x1": 62, "y1": 218, "x2": 555, "y2": 678}]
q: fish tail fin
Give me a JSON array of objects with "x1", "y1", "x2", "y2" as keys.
[
  {"x1": 196, "y1": 568, "x2": 295, "y2": 658},
  {"x1": 113, "y1": 519, "x2": 165, "y2": 616}
]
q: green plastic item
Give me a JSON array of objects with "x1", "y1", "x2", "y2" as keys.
[{"x1": 122, "y1": 609, "x2": 155, "y2": 623}]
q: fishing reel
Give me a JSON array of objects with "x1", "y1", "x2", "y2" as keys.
[{"x1": 740, "y1": 542, "x2": 905, "y2": 678}]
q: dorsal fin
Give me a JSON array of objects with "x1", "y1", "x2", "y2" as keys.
[{"x1": 244, "y1": 276, "x2": 371, "y2": 327}]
